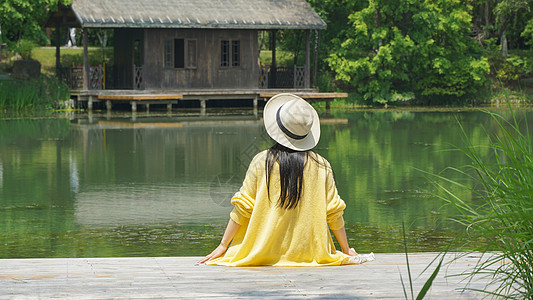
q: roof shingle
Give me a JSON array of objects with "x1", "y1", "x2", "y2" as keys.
[{"x1": 71, "y1": 0, "x2": 326, "y2": 29}]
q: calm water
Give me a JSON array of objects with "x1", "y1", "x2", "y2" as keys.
[{"x1": 1, "y1": 107, "x2": 530, "y2": 258}]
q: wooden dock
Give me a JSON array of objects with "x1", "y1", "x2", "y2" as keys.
[
  {"x1": 0, "y1": 253, "x2": 501, "y2": 299},
  {"x1": 72, "y1": 89, "x2": 348, "y2": 112}
]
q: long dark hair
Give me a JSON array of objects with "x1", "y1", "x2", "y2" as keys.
[{"x1": 265, "y1": 143, "x2": 310, "y2": 209}]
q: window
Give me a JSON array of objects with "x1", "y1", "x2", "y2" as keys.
[
  {"x1": 164, "y1": 40, "x2": 173, "y2": 68},
  {"x1": 187, "y1": 40, "x2": 197, "y2": 68},
  {"x1": 220, "y1": 40, "x2": 240, "y2": 67},
  {"x1": 133, "y1": 40, "x2": 142, "y2": 66},
  {"x1": 174, "y1": 39, "x2": 185, "y2": 68},
  {"x1": 221, "y1": 40, "x2": 230, "y2": 67},
  {"x1": 164, "y1": 39, "x2": 197, "y2": 69},
  {"x1": 232, "y1": 41, "x2": 240, "y2": 67}
]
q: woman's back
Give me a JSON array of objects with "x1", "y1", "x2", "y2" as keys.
[{"x1": 207, "y1": 150, "x2": 349, "y2": 266}]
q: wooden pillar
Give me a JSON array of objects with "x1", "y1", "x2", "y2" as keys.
[
  {"x1": 55, "y1": 21, "x2": 61, "y2": 77},
  {"x1": 88, "y1": 96, "x2": 94, "y2": 111},
  {"x1": 305, "y1": 30, "x2": 310, "y2": 89},
  {"x1": 106, "y1": 100, "x2": 112, "y2": 112},
  {"x1": 131, "y1": 101, "x2": 137, "y2": 113},
  {"x1": 83, "y1": 28, "x2": 89, "y2": 90},
  {"x1": 253, "y1": 97, "x2": 258, "y2": 116},
  {"x1": 270, "y1": 30, "x2": 277, "y2": 88},
  {"x1": 200, "y1": 98, "x2": 207, "y2": 115},
  {"x1": 167, "y1": 103, "x2": 172, "y2": 112},
  {"x1": 313, "y1": 30, "x2": 320, "y2": 88}
]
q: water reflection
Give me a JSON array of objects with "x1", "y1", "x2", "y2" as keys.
[{"x1": 0, "y1": 108, "x2": 531, "y2": 258}]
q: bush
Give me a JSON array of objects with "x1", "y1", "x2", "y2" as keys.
[{"x1": 16, "y1": 39, "x2": 37, "y2": 60}]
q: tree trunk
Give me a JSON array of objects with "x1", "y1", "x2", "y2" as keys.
[{"x1": 501, "y1": 31, "x2": 508, "y2": 58}]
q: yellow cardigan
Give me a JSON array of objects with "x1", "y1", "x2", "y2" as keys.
[{"x1": 207, "y1": 150, "x2": 351, "y2": 267}]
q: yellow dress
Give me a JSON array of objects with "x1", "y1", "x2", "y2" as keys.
[{"x1": 207, "y1": 150, "x2": 351, "y2": 267}]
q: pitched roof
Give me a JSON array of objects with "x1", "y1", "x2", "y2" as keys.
[{"x1": 69, "y1": 0, "x2": 326, "y2": 30}]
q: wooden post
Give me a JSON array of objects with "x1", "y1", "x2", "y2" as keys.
[
  {"x1": 270, "y1": 30, "x2": 277, "y2": 88},
  {"x1": 200, "y1": 98, "x2": 207, "y2": 115},
  {"x1": 305, "y1": 30, "x2": 310, "y2": 89},
  {"x1": 55, "y1": 21, "x2": 61, "y2": 77},
  {"x1": 88, "y1": 96, "x2": 93, "y2": 111},
  {"x1": 83, "y1": 29, "x2": 89, "y2": 90},
  {"x1": 131, "y1": 101, "x2": 137, "y2": 113},
  {"x1": 106, "y1": 100, "x2": 112, "y2": 112},
  {"x1": 313, "y1": 30, "x2": 320, "y2": 88},
  {"x1": 167, "y1": 103, "x2": 172, "y2": 112}
]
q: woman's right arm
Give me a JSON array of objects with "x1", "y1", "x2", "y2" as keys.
[{"x1": 198, "y1": 218, "x2": 241, "y2": 263}]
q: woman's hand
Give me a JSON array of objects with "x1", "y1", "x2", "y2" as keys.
[
  {"x1": 197, "y1": 244, "x2": 227, "y2": 264},
  {"x1": 346, "y1": 248, "x2": 358, "y2": 256}
]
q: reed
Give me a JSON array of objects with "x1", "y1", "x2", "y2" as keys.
[
  {"x1": 429, "y1": 104, "x2": 533, "y2": 299},
  {"x1": 0, "y1": 75, "x2": 69, "y2": 111}
]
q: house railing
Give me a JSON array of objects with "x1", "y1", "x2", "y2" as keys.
[
  {"x1": 58, "y1": 64, "x2": 143, "y2": 90},
  {"x1": 59, "y1": 63, "x2": 105, "y2": 90},
  {"x1": 133, "y1": 64, "x2": 143, "y2": 90},
  {"x1": 259, "y1": 65, "x2": 307, "y2": 89}
]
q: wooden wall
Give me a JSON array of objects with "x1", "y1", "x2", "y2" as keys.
[{"x1": 142, "y1": 28, "x2": 259, "y2": 89}]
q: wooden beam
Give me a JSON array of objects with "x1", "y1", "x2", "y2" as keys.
[
  {"x1": 305, "y1": 30, "x2": 310, "y2": 89},
  {"x1": 97, "y1": 94, "x2": 183, "y2": 101},
  {"x1": 55, "y1": 21, "x2": 61, "y2": 77},
  {"x1": 313, "y1": 30, "x2": 320, "y2": 87},
  {"x1": 259, "y1": 92, "x2": 348, "y2": 99},
  {"x1": 83, "y1": 29, "x2": 89, "y2": 90},
  {"x1": 270, "y1": 30, "x2": 277, "y2": 88}
]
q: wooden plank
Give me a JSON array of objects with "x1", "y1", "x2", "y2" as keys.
[
  {"x1": 97, "y1": 94, "x2": 183, "y2": 101},
  {"x1": 0, "y1": 253, "x2": 505, "y2": 299},
  {"x1": 259, "y1": 92, "x2": 348, "y2": 99}
]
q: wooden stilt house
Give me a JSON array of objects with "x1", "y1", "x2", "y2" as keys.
[{"x1": 47, "y1": 0, "x2": 346, "y2": 111}]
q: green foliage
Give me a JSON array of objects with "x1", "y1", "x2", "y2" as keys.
[
  {"x1": 430, "y1": 106, "x2": 533, "y2": 299},
  {"x1": 487, "y1": 51, "x2": 533, "y2": 82},
  {"x1": 0, "y1": 0, "x2": 71, "y2": 44},
  {"x1": 328, "y1": 0, "x2": 490, "y2": 104},
  {"x1": 0, "y1": 75, "x2": 70, "y2": 111},
  {"x1": 15, "y1": 39, "x2": 37, "y2": 59}
]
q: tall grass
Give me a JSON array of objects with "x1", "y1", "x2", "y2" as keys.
[
  {"x1": 0, "y1": 75, "x2": 70, "y2": 111},
  {"x1": 430, "y1": 105, "x2": 533, "y2": 299}
]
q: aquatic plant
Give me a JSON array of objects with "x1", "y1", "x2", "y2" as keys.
[
  {"x1": 0, "y1": 75, "x2": 69, "y2": 111},
  {"x1": 399, "y1": 222, "x2": 445, "y2": 300},
  {"x1": 429, "y1": 104, "x2": 533, "y2": 299}
]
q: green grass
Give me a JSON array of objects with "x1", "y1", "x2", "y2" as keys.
[
  {"x1": 259, "y1": 50, "x2": 294, "y2": 66},
  {"x1": 428, "y1": 103, "x2": 533, "y2": 299},
  {"x1": 0, "y1": 75, "x2": 70, "y2": 111},
  {"x1": 32, "y1": 46, "x2": 113, "y2": 75}
]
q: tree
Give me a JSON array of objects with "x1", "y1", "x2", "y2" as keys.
[
  {"x1": 0, "y1": 0, "x2": 71, "y2": 44},
  {"x1": 328, "y1": 0, "x2": 490, "y2": 104},
  {"x1": 493, "y1": 0, "x2": 530, "y2": 56}
]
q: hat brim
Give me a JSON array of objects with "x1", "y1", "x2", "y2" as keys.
[{"x1": 263, "y1": 93, "x2": 320, "y2": 151}]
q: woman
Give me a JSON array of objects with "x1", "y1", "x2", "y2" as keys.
[{"x1": 199, "y1": 93, "x2": 371, "y2": 266}]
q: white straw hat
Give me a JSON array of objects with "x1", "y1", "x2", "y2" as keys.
[{"x1": 263, "y1": 93, "x2": 320, "y2": 151}]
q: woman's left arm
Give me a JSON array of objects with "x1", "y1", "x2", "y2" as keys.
[{"x1": 331, "y1": 225, "x2": 357, "y2": 256}]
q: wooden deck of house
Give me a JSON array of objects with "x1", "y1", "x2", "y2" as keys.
[
  {"x1": 73, "y1": 89, "x2": 348, "y2": 112},
  {"x1": 0, "y1": 253, "x2": 502, "y2": 299}
]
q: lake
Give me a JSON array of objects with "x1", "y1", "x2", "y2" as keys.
[{"x1": 0, "y1": 106, "x2": 529, "y2": 258}]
